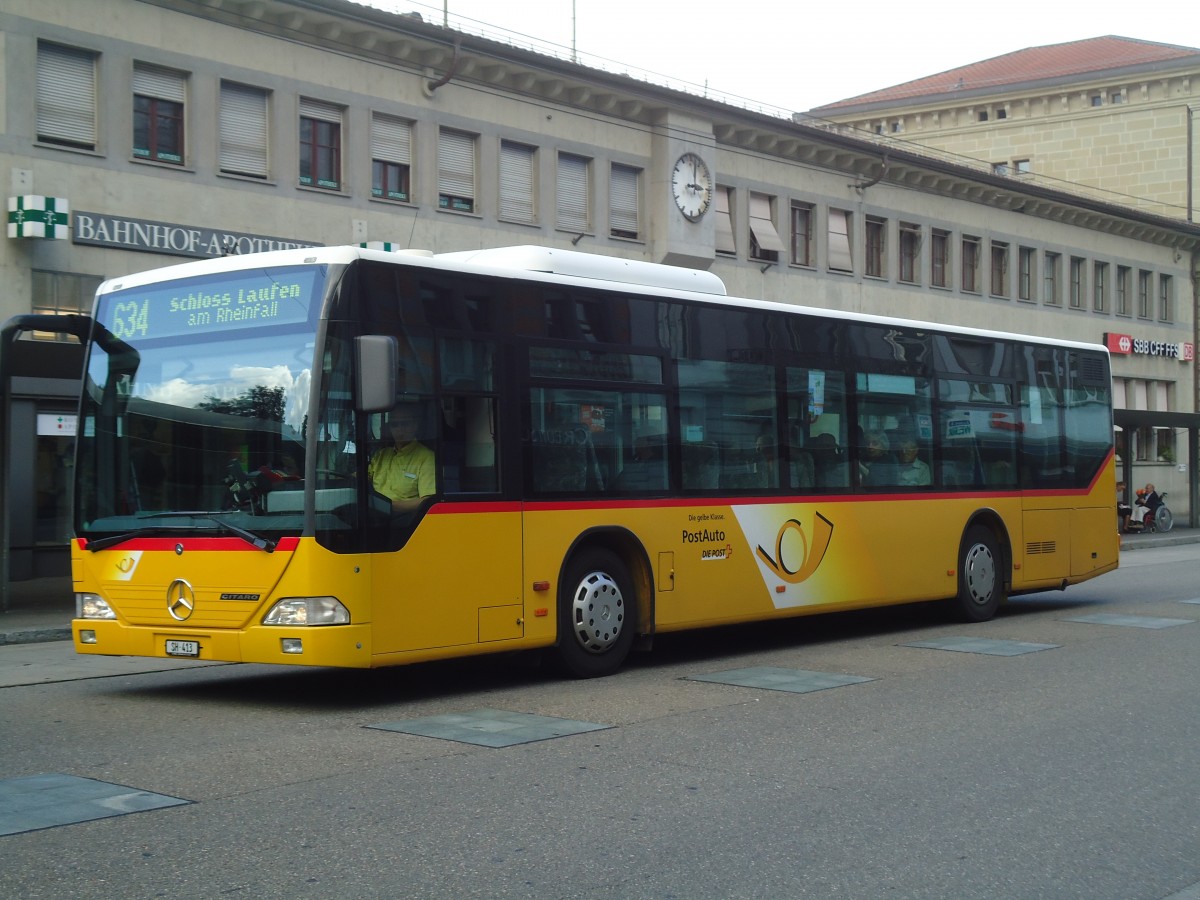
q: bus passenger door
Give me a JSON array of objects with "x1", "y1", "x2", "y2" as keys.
[{"x1": 371, "y1": 392, "x2": 522, "y2": 655}]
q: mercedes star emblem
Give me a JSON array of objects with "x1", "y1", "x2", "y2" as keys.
[{"x1": 166, "y1": 578, "x2": 196, "y2": 621}]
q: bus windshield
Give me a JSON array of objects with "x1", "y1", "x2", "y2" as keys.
[{"x1": 75, "y1": 264, "x2": 328, "y2": 543}]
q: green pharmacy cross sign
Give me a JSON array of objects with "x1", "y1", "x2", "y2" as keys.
[{"x1": 7, "y1": 195, "x2": 69, "y2": 239}]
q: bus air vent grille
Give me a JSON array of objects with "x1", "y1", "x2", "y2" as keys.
[{"x1": 1026, "y1": 541, "x2": 1057, "y2": 555}]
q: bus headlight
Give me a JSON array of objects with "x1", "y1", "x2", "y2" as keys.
[
  {"x1": 262, "y1": 597, "x2": 350, "y2": 626},
  {"x1": 76, "y1": 593, "x2": 116, "y2": 619}
]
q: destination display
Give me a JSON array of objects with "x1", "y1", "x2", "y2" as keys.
[{"x1": 100, "y1": 266, "x2": 322, "y2": 342}]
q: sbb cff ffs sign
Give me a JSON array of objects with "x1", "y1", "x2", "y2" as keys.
[{"x1": 1105, "y1": 333, "x2": 1194, "y2": 361}]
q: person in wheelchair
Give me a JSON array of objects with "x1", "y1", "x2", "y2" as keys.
[{"x1": 1128, "y1": 483, "x2": 1164, "y2": 531}]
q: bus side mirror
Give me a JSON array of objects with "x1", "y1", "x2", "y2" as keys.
[{"x1": 355, "y1": 335, "x2": 397, "y2": 412}]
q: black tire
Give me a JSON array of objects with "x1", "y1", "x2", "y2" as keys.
[
  {"x1": 554, "y1": 548, "x2": 636, "y2": 678},
  {"x1": 949, "y1": 525, "x2": 1005, "y2": 622}
]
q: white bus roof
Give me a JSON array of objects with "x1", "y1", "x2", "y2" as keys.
[
  {"x1": 96, "y1": 244, "x2": 1105, "y2": 354},
  {"x1": 435, "y1": 245, "x2": 728, "y2": 296}
]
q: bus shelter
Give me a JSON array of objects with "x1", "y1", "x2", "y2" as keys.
[{"x1": 1113, "y1": 408, "x2": 1200, "y2": 530}]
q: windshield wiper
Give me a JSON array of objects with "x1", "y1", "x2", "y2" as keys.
[
  {"x1": 86, "y1": 526, "x2": 180, "y2": 552},
  {"x1": 86, "y1": 512, "x2": 277, "y2": 553}
]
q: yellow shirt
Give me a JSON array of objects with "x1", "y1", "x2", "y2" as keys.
[{"x1": 368, "y1": 441, "x2": 436, "y2": 501}]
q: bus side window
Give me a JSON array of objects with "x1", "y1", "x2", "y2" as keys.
[
  {"x1": 439, "y1": 338, "x2": 499, "y2": 494},
  {"x1": 441, "y1": 396, "x2": 498, "y2": 493}
]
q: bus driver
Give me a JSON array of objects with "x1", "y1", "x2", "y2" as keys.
[{"x1": 369, "y1": 400, "x2": 436, "y2": 512}]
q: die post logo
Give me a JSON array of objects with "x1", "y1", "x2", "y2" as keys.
[{"x1": 755, "y1": 512, "x2": 834, "y2": 585}]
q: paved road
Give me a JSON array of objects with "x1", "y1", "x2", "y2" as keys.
[{"x1": 3, "y1": 545, "x2": 1200, "y2": 899}]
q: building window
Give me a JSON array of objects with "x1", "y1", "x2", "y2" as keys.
[
  {"x1": 132, "y1": 63, "x2": 186, "y2": 164},
  {"x1": 865, "y1": 216, "x2": 886, "y2": 278},
  {"x1": 609, "y1": 164, "x2": 641, "y2": 239},
  {"x1": 790, "y1": 202, "x2": 814, "y2": 267},
  {"x1": 748, "y1": 193, "x2": 784, "y2": 263},
  {"x1": 899, "y1": 223, "x2": 920, "y2": 284},
  {"x1": 828, "y1": 209, "x2": 852, "y2": 273},
  {"x1": 438, "y1": 128, "x2": 476, "y2": 212},
  {"x1": 219, "y1": 82, "x2": 269, "y2": 178},
  {"x1": 992, "y1": 162, "x2": 1010, "y2": 176},
  {"x1": 715, "y1": 187, "x2": 736, "y2": 255},
  {"x1": 1159, "y1": 274, "x2": 1173, "y2": 322},
  {"x1": 1093, "y1": 261, "x2": 1108, "y2": 313},
  {"x1": 371, "y1": 113, "x2": 413, "y2": 203},
  {"x1": 1091, "y1": 95, "x2": 1103, "y2": 107},
  {"x1": 497, "y1": 140, "x2": 536, "y2": 223},
  {"x1": 931, "y1": 228, "x2": 950, "y2": 288},
  {"x1": 990, "y1": 241, "x2": 1009, "y2": 297},
  {"x1": 37, "y1": 42, "x2": 98, "y2": 150},
  {"x1": 1043, "y1": 252, "x2": 1061, "y2": 306},
  {"x1": 556, "y1": 152, "x2": 591, "y2": 233},
  {"x1": 299, "y1": 98, "x2": 343, "y2": 190},
  {"x1": 31, "y1": 271, "x2": 103, "y2": 342},
  {"x1": 1156, "y1": 427, "x2": 1176, "y2": 464},
  {"x1": 1116, "y1": 265, "x2": 1131, "y2": 316},
  {"x1": 1015, "y1": 159, "x2": 1031, "y2": 174},
  {"x1": 1018, "y1": 247, "x2": 1035, "y2": 301},
  {"x1": 1138, "y1": 270, "x2": 1152, "y2": 318},
  {"x1": 961, "y1": 236, "x2": 980, "y2": 293},
  {"x1": 1069, "y1": 257, "x2": 1085, "y2": 309}
]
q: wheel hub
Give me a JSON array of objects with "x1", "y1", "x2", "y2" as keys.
[
  {"x1": 963, "y1": 543, "x2": 996, "y2": 606},
  {"x1": 570, "y1": 571, "x2": 625, "y2": 654}
]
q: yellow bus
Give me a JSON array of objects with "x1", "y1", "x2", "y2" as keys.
[{"x1": 71, "y1": 245, "x2": 1117, "y2": 677}]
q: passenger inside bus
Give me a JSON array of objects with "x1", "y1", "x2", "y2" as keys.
[
  {"x1": 858, "y1": 430, "x2": 898, "y2": 486},
  {"x1": 368, "y1": 400, "x2": 436, "y2": 512},
  {"x1": 895, "y1": 435, "x2": 931, "y2": 486}
]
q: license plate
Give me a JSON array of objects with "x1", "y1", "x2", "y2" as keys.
[{"x1": 165, "y1": 640, "x2": 200, "y2": 657}]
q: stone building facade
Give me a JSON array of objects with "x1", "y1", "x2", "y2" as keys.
[{"x1": 2, "y1": 1, "x2": 1199, "y2": 581}]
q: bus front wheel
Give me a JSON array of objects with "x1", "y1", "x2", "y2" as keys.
[
  {"x1": 950, "y1": 525, "x2": 1005, "y2": 622},
  {"x1": 555, "y1": 548, "x2": 636, "y2": 678}
]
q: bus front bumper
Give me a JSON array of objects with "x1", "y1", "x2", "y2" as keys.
[{"x1": 72, "y1": 620, "x2": 374, "y2": 668}]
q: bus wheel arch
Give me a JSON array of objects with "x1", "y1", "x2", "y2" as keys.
[
  {"x1": 949, "y1": 512, "x2": 1011, "y2": 623},
  {"x1": 553, "y1": 529, "x2": 651, "y2": 678}
]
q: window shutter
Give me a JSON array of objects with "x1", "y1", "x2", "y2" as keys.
[
  {"x1": 219, "y1": 82, "x2": 268, "y2": 177},
  {"x1": 438, "y1": 129, "x2": 476, "y2": 201},
  {"x1": 609, "y1": 165, "x2": 639, "y2": 237},
  {"x1": 371, "y1": 114, "x2": 412, "y2": 164},
  {"x1": 748, "y1": 194, "x2": 785, "y2": 253},
  {"x1": 37, "y1": 43, "x2": 96, "y2": 147},
  {"x1": 715, "y1": 187, "x2": 736, "y2": 254},
  {"x1": 133, "y1": 63, "x2": 185, "y2": 102},
  {"x1": 299, "y1": 97, "x2": 342, "y2": 123},
  {"x1": 556, "y1": 154, "x2": 589, "y2": 232},
  {"x1": 828, "y1": 209, "x2": 852, "y2": 271},
  {"x1": 499, "y1": 141, "x2": 535, "y2": 222}
]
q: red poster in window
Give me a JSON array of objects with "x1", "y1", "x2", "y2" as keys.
[{"x1": 580, "y1": 405, "x2": 607, "y2": 433}]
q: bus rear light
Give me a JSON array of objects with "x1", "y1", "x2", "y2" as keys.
[
  {"x1": 262, "y1": 597, "x2": 350, "y2": 626},
  {"x1": 281, "y1": 638, "x2": 304, "y2": 654},
  {"x1": 76, "y1": 593, "x2": 116, "y2": 619}
]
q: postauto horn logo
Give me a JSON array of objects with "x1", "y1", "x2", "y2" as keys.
[{"x1": 754, "y1": 513, "x2": 834, "y2": 584}]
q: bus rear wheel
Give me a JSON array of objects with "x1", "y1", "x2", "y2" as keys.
[
  {"x1": 950, "y1": 525, "x2": 1005, "y2": 622},
  {"x1": 555, "y1": 548, "x2": 636, "y2": 678}
]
